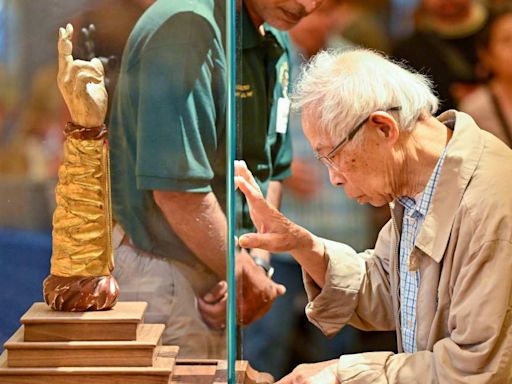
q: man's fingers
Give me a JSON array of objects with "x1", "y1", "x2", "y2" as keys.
[
  {"x1": 198, "y1": 295, "x2": 227, "y2": 317},
  {"x1": 235, "y1": 160, "x2": 260, "y2": 191},
  {"x1": 198, "y1": 296, "x2": 227, "y2": 329},
  {"x1": 202, "y1": 281, "x2": 227, "y2": 303},
  {"x1": 235, "y1": 176, "x2": 264, "y2": 204},
  {"x1": 309, "y1": 365, "x2": 339, "y2": 384},
  {"x1": 275, "y1": 373, "x2": 292, "y2": 384},
  {"x1": 58, "y1": 23, "x2": 74, "y2": 73},
  {"x1": 234, "y1": 159, "x2": 247, "y2": 177},
  {"x1": 273, "y1": 282, "x2": 287, "y2": 296},
  {"x1": 199, "y1": 281, "x2": 227, "y2": 329},
  {"x1": 239, "y1": 232, "x2": 288, "y2": 252},
  {"x1": 235, "y1": 176, "x2": 255, "y2": 198}
]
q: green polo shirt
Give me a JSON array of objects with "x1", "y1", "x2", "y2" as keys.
[
  {"x1": 110, "y1": 0, "x2": 227, "y2": 264},
  {"x1": 109, "y1": 1, "x2": 292, "y2": 264},
  {"x1": 236, "y1": 8, "x2": 293, "y2": 234}
]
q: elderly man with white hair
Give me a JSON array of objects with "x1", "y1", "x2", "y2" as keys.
[{"x1": 235, "y1": 49, "x2": 512, "y2": 383}]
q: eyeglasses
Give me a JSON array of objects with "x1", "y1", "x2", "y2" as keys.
[{"x1": 315, "y1": 107, "x2": 401, "y2": 171}]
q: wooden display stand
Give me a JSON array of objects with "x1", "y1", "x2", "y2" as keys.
[
  {"x1": 0, "y1": 302, "x2": 273, "y2": 384},
  {"x1": 171, "y1": 360, "x2": 273, "y2": 383}
]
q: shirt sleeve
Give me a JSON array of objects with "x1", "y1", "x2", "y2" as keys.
[
  {"x1": 303, "y1": 220, "x2": 396, "y2": 336},
  {"x1": 334, "y1": 239, "x2": 512, "y2": 383},
  {"x1": 133, "y1": 12, "x2": 220, "y2": 192}
]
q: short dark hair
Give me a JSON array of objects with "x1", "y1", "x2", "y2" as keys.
[{"x1": 477, "y1": 4, "x2": 512, "y2": 51}]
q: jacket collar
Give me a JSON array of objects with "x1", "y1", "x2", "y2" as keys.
[{"x1": 392, "y1": 110, "x2": 485, "y2": 263}]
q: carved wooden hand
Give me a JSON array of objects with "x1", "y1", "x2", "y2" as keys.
[{"x1": 57, "y1": 23, "x2": 107, "y2": 128}]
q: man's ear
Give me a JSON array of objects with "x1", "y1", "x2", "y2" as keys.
[{"x1": 368, "y1": 111, "x2": 400, "y2": 146}]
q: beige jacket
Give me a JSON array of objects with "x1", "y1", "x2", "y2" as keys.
[{"x1": 304, "y1": 111, "x2": 512, "y2": 383}]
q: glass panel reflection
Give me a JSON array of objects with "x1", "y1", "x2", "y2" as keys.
[{"x1": 0, "y1": 1, "x2": 243, "y2": 381}]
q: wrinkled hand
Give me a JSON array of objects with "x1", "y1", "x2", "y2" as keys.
[
  {"x1": 235, "y1": 160, "x2": 311, "y2": 254},
  {"x1": 57, "y1": 23, "x2": 107, "y2": 128},
  {"x1": 198, "y1": 281, "x2": 227, "y2": 330},
  {"x1": 236, "y1": 249, "x2": 286, "y2": 325},
  {"x1": 277, "y1": 361, "x2": 339, "y2": 384}
]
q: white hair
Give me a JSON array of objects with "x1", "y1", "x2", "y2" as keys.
[{"x1": 292, "y1": 48, "x2": 439, "y2": 139}]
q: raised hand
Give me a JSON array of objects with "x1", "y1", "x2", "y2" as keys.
[
  {"x1": 57, "y1": 23, "x2": 107, "y2": 128},
  {"x1": 235, "y1": 160, "x2": 309, "y2": 254}
]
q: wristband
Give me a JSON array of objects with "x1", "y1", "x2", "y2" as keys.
[{"x1": 252, "y1": 256, "x2": 274, "y2": 279}]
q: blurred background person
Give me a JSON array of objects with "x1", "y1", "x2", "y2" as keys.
[
  {"x1": 460, "y1": 4, "x2": 512, "y2": 147},
  {"x1": 243, "y1": 0, "x2": 396, "y2": 379},
  {"x1": 331, "y1": 0, "x2": 391, "y2": 53},
  {"x1": 70, "y1": 0, "x2": 155, "y2": 118},
  {"x1": 0, "y1": 64, "x2": 19, "y2": 149},
  {"x1": 393, "y1": 0, "x2": 488, "y2": 112},
  {"x1": 0, "y1": 65, "x2": 65, "y2": 180}
]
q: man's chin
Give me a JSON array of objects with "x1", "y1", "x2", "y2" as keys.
[
  {"x1": 369, "y1": 200, "x2": 388, "y2": 207},
  {"x1": 265, "y1": 16, "x2": 298, "y2": 31},
  {"x1": 365, "y1": 196, "x2": 390, "y2": 207}
]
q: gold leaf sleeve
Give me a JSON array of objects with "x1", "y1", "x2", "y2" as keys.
[{"x1": 50, "y1": 133, "x2": 113, "y2": 277}]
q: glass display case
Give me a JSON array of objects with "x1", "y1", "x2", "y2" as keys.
[
  {"x1": 0, "y1": 0, "x2": 401, "y2": 382},
  {"x1": 0, "y1": 0, "x2": 246, "y2": 382}
]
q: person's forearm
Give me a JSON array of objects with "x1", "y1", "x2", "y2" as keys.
[
  {"x1": 269, "y1": 181, "x2": 327, "y2": 286},
  {"x1": 290, "y1": 227, "x2": 327, "y2": 288},
  {"x1": 153, "y1": 190, "x2": 227, "y2": 279}
]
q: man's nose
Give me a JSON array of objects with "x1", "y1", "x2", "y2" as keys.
[
  {"x1": 327, "y1": 167, "x2": 345, "y2": 187},
  {"x1": 296, "y1": 0, "x2": 321, "y2": 14}
]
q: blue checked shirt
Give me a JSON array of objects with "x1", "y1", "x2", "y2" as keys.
[{"x1": 397, "y1": 148, "x2": 447, "y2": 353}]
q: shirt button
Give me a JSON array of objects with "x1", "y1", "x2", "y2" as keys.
[{"x1": 407, "y1": 320, "x2": 413, "y2": 328}]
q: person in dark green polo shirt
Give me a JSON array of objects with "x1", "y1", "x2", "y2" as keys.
[
  {"x1": 236, "y1": 7, "x2": 294, "y2": 235},
  {"x1": 109, "y1": 0, "x2": 322, "y2": 359}
]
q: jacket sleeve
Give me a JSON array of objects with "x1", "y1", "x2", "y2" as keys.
[
  {"x1": 303, "y1": 220, "x2": 396, "y2": 336},
  {"x1": 335, "y1": 239, "x2": 512, "y2": 383}
]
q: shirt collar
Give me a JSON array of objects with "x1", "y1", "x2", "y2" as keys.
[{"x1": 397, "y1": 148, "x2": 448, "y2": 218}]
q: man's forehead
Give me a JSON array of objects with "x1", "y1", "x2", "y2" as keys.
[{"x1": 301, "y1": 117, "x2": 333, "y2": 152}]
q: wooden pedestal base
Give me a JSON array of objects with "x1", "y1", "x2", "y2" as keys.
[
  {"x1": 0, "y1": 346, "x2": 177, "y2": 384},
  {"x1": 21, "y1": 302, "x2": 146, "y2": 342},
  {"x1": 171, "y1": 360, "x2": 273, "y2": 384},
  {"x1": 0, "y1": 302, "x2": 273, "y2": 384}
]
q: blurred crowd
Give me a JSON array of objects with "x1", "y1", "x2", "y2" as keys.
[{"x1": 0, "y1": 0, "x2": 511, "y2": 378}]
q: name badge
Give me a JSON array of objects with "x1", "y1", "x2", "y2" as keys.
[{"x1": 276, "y1": 97, "x2": 290, "y2": 134}]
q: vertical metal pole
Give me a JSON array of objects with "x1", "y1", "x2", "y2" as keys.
[{"x1": 226, "y1": 0, "x2": 237, "y2": 382}]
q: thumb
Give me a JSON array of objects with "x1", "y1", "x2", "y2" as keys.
[
  {"x1": 203, "y1": 281, "x2": 227, "y2": 303},
  {"x1": 239, "y1": 233, "x2": 271, "y2": 249},
  {"x1": 239, "y1": 233, "x2": 290, "y2": 253},
  {"x1": 273, "y1": 282, "x2": 286, "y2": 296}
]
